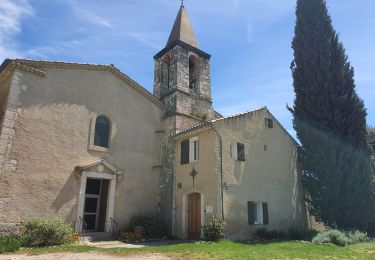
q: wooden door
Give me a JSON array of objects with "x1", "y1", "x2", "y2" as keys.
[{"x1": 188, "y1": 193, "x2": 201, "y2": 240}]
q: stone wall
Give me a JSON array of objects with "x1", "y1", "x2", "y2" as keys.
[
  {"x1": 154, "y1": 43, "x2": 215, "y2": 235},
  {"x1": 0, "y1": 71, "x2": 22, "y2": 174}
]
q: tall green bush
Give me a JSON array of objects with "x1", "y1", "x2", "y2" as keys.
[
  {"x1": 0, "y1": 235, "x2": 22, "y2": 253},
  {"x1": 22, "y1": 218, "x2": 73, "y2": 247}
]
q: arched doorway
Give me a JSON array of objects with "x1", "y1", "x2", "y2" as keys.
[{"x1": 188, "y1": 192, "x2": 201, "y2": 240}]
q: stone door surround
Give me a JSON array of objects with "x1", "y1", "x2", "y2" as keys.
[{"x1": 75, "y1": 160, "x2": 124, "y2": 232}]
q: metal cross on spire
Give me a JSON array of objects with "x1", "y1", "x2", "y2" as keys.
[{"x1": 181, "y1": 0, "x2": 184, "y2": 7}]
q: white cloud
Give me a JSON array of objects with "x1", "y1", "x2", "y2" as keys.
[
  {"x1": 24, "y1": 39, "x2": 88, "y2": 60},
  {"x1": 128, "y1": 32, "x2": 160, "y2": 50},
  {"x1": 81, "y1": 13, "x2": 113, "y2": 28},
  {"x1": 0, "y1": 0, "x2": 33, "y2": 60},
  {"x1": 0, "y1": 0, "x2": 33, "y2": 34},
  {"x1": 67, "y1": 0, "x2": 113, "y2": 29}
]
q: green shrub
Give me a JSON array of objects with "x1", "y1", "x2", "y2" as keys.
[
  {"x1": 312, "y1": 230, "x2": 349, "y2": 246},
  {"x1": 347, "y1": 230, "x2": 370, "y2": 244},
  {"x1": 128, "y1": 216, "x2": 167, "y2": 239},
  {"x1": 21, "y1": 218, "x2": 73, "y2": 247},
  {"x1": 0, "y1": 235, "x2": 22, "y2": 253},
  {"x1": 203, "y1": 216, "x2": 224, "y2": 242},
  {"x1": 312, "y1": 229, "x2": 369, "y2": 246},
  {"x1": 288, "y1": 228, "x2": 318, "y2": 241},
  {"x1": 254, "y1": 228, "x2": 288, "y2": 241}
]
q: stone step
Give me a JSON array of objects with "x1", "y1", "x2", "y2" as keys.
[{"x1": 80, "y1": 232, "x2": 113, "y2": 242}]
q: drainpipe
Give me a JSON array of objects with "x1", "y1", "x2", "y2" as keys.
[{"x1": 208, "y1": 122, "x2": 224, "y2": 221}]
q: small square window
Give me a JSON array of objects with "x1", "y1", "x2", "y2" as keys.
[
  {"x1": 231, "y1": 142, "x2": 245, "y2": 161},
  {"x1": 237, "y1": 143, "x2": 245, "y2": 161},
  {"x1": 265, "y1": 118, "x2": 274, "y2": 128},
  {"x1": 248, "y1": 201, "x2": 269, "y2": 225}
]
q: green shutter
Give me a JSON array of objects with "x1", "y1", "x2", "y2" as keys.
[
  {"x1": 262, "y1": 202, "x2": 269, "y2": 225},
  {"x1": 248, "y1": 201, "x2": 255, "y2": 225},
  {"x1": 180, "y1": 140, "x2": 190, "y2": 165}
]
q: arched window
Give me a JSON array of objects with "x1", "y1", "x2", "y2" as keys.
[
  {"x1": 189, "y1": 55, "x2": 198, "y2": 92},
  {"x1": 94, "y1": 115, "x2": 110, "y2": 148}
]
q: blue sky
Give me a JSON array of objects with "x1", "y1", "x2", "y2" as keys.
[{"x1": 0, "y1": 0, "x2": 374, "y2": 135}]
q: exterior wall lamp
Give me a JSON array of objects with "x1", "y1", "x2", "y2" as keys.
[{"x1": 223, "y1": 182, "x2": 229, "y2": 191}]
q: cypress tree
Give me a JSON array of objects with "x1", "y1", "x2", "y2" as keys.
[
  {"x1": 290, "y1": 0, "x2": 374, "y2": 230},
  {"x1": 368, "y1": 128, "x2": 375, "y2": 155}
]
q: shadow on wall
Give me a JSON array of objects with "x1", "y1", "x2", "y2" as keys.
[
  {"x1": 290, "y1": 146, "x2": 308, "y2": 228},
  {"x1": 51, "y1": 170, "x2": 79, "y2": 223}
]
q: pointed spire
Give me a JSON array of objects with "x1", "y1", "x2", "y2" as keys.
[{"x1": 166, "y1": 5, "x2": 199, "y2": 48}]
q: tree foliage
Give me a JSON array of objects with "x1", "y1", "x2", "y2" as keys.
[
  {"x1": 368, "y1": 128, "x2": 375, "y2": 155},
  {"x1": 290, "y1": 0, "x2": 374, "y2": 230}
]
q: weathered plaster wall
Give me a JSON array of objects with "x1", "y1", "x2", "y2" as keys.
[
  {"x1": 0, "y1": 67, "x2": 163, "y2": 231},
  {"x1": 174, "y1": 129, "x2": 220, "y2": 239},
  {"x1": 174, "y1": 109, "x2": 307, "y2": 240},
  {"x1": 216, "y1": 109, "x2": 307, "y2": 240}
]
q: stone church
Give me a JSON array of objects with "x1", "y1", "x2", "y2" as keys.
[{"x1": 0, "y1": 5, "x2": 307, "y2": 240}]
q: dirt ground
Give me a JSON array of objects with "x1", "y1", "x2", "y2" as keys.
[{"x1": 0, "y1": 252, "x2": 170, "y2": 260}]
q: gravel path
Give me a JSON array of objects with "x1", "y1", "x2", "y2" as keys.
[
  {"x1": 0, "y1": 252, "x2": 170, "y2": 260},
  {"x1": 0, "y1": 241, "x2": 179, "y2": 259}
]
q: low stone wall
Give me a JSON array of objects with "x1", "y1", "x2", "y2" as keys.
[{"x1": 0, "y1": 223, "x2": 19, "y2": 235}]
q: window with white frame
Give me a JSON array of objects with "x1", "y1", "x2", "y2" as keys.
[
  {"x1": 248, "y1": 201, "x2": 269, "y2": 225},
  {"x1": 190, "y1": 137, "x2": 199, "y2": 163},
  {"x1": 180, "y1": 137, "x2": 199, "y2": 165},
  {"x1": 231, "y1": 142, "x2": 245, "y2": 161}
]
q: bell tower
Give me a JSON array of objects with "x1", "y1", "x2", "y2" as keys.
[
  {"x1": 153, "y1": 4, "x2": 216, "y2": 235},
  {"x1": 153, "y1": 4, "x2": 216, "y2": 131}
]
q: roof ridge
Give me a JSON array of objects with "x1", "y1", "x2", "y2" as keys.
[
  {"x1": 174, "y1": 107, "x2": 267, "y2": 137},
  {"x1": 210, "y1": 106, "x2": 268, "y2": 123},
  {"x1": 13, "y1": 58, "x2": 113, "y2": 67}
]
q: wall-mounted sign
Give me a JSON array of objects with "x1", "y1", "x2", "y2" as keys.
[{"x1": 205, "y1": 206, "x2": 213, "y2": 214}]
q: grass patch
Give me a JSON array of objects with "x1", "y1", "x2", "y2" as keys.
[{"x1": 4, "y1": 240, "x2": 375, "y2": 259}]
